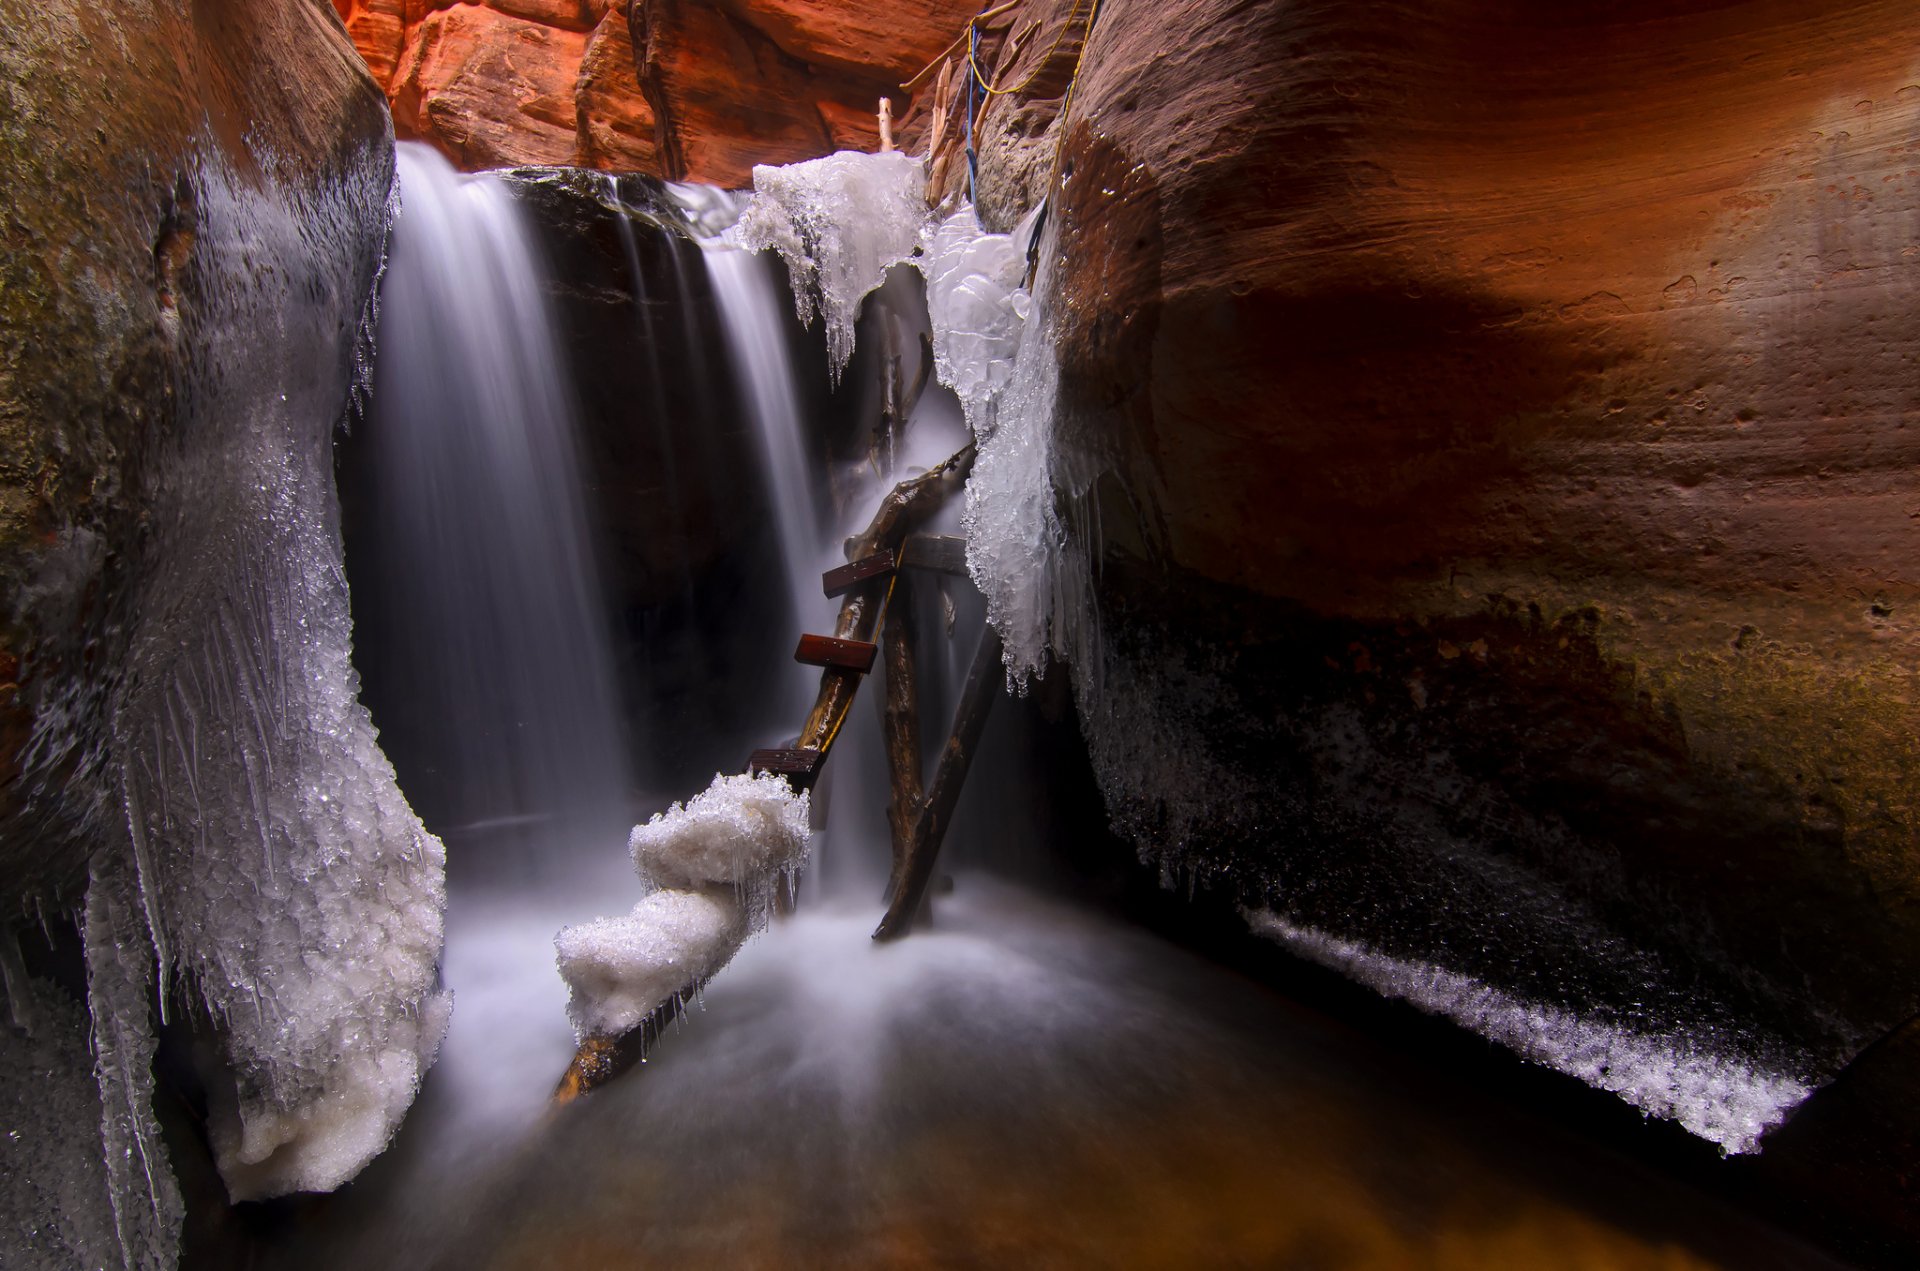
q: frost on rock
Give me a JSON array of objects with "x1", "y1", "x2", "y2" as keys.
[
  {"x1": 83, "y1": 857, "x2": 182, "y2": 1271},
  {"x1": 736, "y1": 150, "x2": 926, "y2": 381},
  {"x1": 112, "y1": 151, "x2": 450, "y2": 1203},
  {"x1": 555, "y1": 890, "x2": 749, "y2": 1039},
  {"x1": 1244, "y1": 910, "x2": 1814, "y2": 1155},
  {"x1": 629, "y1": 770, "x2": 812, "y2": 894},
  {"x1": 0, "y1": 978, "x2": 120, "y2": 1271},
  {"x1": 914, "y1": 207, "x2": 1032, "y2": 435},
  {"x1": 557, "y1": 772, "x2": 811, "y2": 1040}
]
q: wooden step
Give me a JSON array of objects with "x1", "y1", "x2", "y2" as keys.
[
  {"x1": 899, "y1": 533, "x2": 968, "y2": 576},
  {"x1": 822, "y1": 549, "x2": 898, "y2": 598},
  {"x1": 747, "y1": 747, "x2": 826, "y2": 783},
  {"x1": 794, "y1": 633, "x2": 878, "y2": 673}
]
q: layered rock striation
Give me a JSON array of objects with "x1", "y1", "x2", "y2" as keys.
[{"x1": 332, "y1": 0, "x2": 978, "y2": 183}]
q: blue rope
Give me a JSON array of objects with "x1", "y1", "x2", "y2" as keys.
[{"x1": 966, "y1": 20, "x2": 980, "y2": 204}]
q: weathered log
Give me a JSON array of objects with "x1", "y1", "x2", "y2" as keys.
[
  {"x1": 881, "y1": 574, "x2": 923, "y2": 901},
  {"x1": 795, "y1": 444, "x2": 976, "y2": 758},
  {"x1": 873, "y1": 623, "x2": 1004, "y2": 941},
  {"x1": 553, "y1": 993, "x2": 685, "y2": 1103}
]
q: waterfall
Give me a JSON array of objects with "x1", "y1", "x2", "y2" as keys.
[
  {"x1": 361, "y1": 143, "x2": 631, "y2": 847},
  {"x1": 338, "y1": 142, "x2": 641, "y2": 1188},
  {"x1": 696, "y1": 239, "x2": 825, "y2": 717}
]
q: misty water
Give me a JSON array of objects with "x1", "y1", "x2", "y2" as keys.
[{"x1": 260, "y1": 143, "x2": 1847, "y2": 1271}]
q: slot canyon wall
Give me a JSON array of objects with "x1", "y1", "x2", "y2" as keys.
[
  {"x1": 935, "y1": 0, "x2": 1920, "y2": 1250},
  {"x1": 330, "y1": 0, "x2": 979, "y2": 183}
]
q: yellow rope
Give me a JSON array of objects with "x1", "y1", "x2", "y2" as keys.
[{"x1": 965, "y1": 0, "x2": 1093, "y2": 98}]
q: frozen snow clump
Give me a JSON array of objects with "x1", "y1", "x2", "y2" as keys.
[
  {"x1": 629, "y1": 770, "x2": 812, "y2": 892},
  {"x1": 737, "y1": 150, "x2": 927, "y2": 381},
  {"x1": 555, "y1": 889, "x2": 749, "y2": 1039}
]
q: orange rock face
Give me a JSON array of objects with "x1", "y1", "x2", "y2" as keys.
[{"x1": 330, "y1": 0, "x2": 976, "y2": 181}]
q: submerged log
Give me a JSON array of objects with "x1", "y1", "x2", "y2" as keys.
[{"x1": 873, "y1": 623, "x2": 1004, "y2": 941}]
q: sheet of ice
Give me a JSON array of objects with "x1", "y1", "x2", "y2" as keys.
[
  {"x1": 1244, "y1": 909, "x2": 1814, "y2": 1155},
  {"x1": 555, "y1": 889, "x2": 749, "y2": 1039},
  {"x1": 960, "y1": 254, "x2": 1072, "y2": 688},
  {"x1": 735, "y1": 150, "x2": 926, "y2": 381},
  {"x1": 914, "y1": 207, "x2": 1032, "y2": 434},
  {"x1": 83, "y1": 857, "x2": 181, "y2": 1271},
  {"x1": 111, "y1": 147, "x2": 450, "y2": 1202},
  {"x1": 629, "y1": 771, "x2": 812, "y2": 893},
  {"x1": 0, "y1": 978, "x2": 119, "y2": 1271}
]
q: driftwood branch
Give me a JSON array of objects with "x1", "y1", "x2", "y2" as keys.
[{"x1": 872, "y1": 622, "x2": 1004, "y2": 941}]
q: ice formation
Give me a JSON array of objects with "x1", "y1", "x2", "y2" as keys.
[
  {"x1": 557, "y1": 772, "x2": 811, "y2": 1040},
  {"x1": 909, "y1": 203, "x2": 1074, "y2": 686},
  {"x1": 1244, "y1": 909, "x2": 1814, "y2": 1155},
  {"x1": 915, "y1": 207, "x2": 1033, "y2": 433},
  {"x1": 555, "y1": 890, "x2": 749, "y2": 1038},
  {"x1": 736, "y1": 150, "x2": 926, "y2": 381},
  {"x1": 0, "y1": 978, "x2": 122, "y2": 1270},
  {"x1": 111, "y1": 149, "x2": 450, "y2": 1202},
  {"x1": 83, "y1": 858, "x2": 182, "y2": 1270},
  {"x1": 629, "y1": 770, "x2": 813, "y2": 892}
]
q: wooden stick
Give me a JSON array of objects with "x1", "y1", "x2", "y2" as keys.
[
  {"x1": 901, "y1": 1, "x2": 1023, "y2": 92},
  {"x1": 881, "y1": 574, "x2": 923, "y2": 901},
  {"x1": 878, "y1": 97, "x2": 894, "y2": 152},
  {"x1": 872, "y1": 623, "x2": 1004, "y2": 941}
]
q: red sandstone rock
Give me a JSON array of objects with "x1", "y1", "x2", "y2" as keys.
[
  {"x1": 334, "y1": 0, "x2": 972, "y2": 178},
  {"x1": 390, "y1": 5, "x2": 588, "y2": 168}
]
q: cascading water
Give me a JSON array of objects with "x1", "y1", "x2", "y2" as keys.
[
  {"x1": 360, "y1": 144, "x2": 631, "y2": 846},
  {"x1": 698, "y1": 239, "x2": 823, "y2": 699},
  {"x1": 340, "y1": 142, "x2": 641, "y2": 1194}
]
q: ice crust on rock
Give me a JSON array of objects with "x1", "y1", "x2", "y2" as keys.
[
  {"x1": 83, "y1": 857, "x2": 182, "y2": 1271},
  {"x1": 915, "y1": 208, "x2": 1032, "y2": 434},
  {"x1": 558, "y1": 772, "x2": 811, "y2": 1040},
  {"x1": 629, "y1": 770, "x2": 812, "y2": 893},
  {"x1": 736, "y1": 150, "x2": 926, "y2": 382},
  {"x1": 0, "y1": 978, "x2": 121, "y2": 1271},
  {"x1": 1244, "y1": 910, "x2": 1814, "y2": 1155},
  {"x1": 113, "y1": 150, "x2": 450, "y2": 1202},
  {"x1": 555, "y1": 890, "x2": 749, "y2": 1038}
]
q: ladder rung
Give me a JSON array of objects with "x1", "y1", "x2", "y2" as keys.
[
  {"x1": 794, "y1": 634, "x2": 878, "y2": 673},
  {"x1": 822, "y1": 549, "x2": 897, "y2": 598},
  {"x1": 899, "y1": 534, "x2": 968, "y2": 576},
  {"x1": 748, "y1": 747, "x2": 826, "y2": 781}
]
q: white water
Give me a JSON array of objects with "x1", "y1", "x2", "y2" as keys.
[
  {"x1": 343, "y1": 143, "x2": 644, "y2": 1189},
  {"x1": 698, "y1": 238, "x2": 826, "y2": 708},
  {"x1": 366, "y1": 144, "x2": 631, "y2": 842}
]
